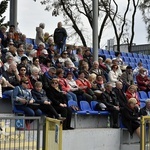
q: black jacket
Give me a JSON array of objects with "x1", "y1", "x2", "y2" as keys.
[
  {"x1": 100, "y1": 91, "x2": 119, "y2": 108},
  {"x1": 45, "y1": 85, "x2": 67, "y2": 106},
  {"x1": 113, "y1": 87, "x2": 128, "y2": 108},
  {"x1": 31, "y1": 88, "x2": 51, "y2": 104}
]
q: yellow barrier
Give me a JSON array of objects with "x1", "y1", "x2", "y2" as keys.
[
  {"x1": 141, "y1": 116, "x2": 150, "y2": 150},
  {"x1": 45, "y1": 117, "x2": 63, "y2": 150}
]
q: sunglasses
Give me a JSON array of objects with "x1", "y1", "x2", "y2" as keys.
[
  {"x1": 51, "y1": 82, "x2": 58, "y2": 84},
  {"x1": 20, "y1": 69, "x2": 26, "y2": 71}
]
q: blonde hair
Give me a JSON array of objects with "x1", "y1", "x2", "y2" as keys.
[
  {"x1": 88, "y1": 73, "x2": 96, "y2": 81},
  {"x1": 128, "y1": 98, "x2": 137, "y2": 105}
]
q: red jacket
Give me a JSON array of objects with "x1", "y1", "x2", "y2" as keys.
[
  {"x1": 126, "y1": 90, "x2": 140, "y2": 106},
  {"x1": 136, "y1": 74, "x2": 150, "y2": 91},
  {"x1": 76, "y1": 78, "x2": 91, "y2": 93},
  {"x1": 58, "y1": 77, "x2": 70, "y2": 92}
]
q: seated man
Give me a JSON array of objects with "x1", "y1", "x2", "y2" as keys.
[
  {"x1": 2, "y1": 63, "x2": 20, "y2": 97},
  {"x1": 100, "y1": 82, "x2": 120, "y2": 128},
  {"x1": 140, "y1": 99, "x2": 150, "y2": 116},
  {"x1": 31, "y1": 81, "x2": 65, "y2": 120}
]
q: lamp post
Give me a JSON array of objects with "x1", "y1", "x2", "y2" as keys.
[
  {"x1": 10, "y1": 0, "x2": 17, "y2": 28},
  {"x1": 92, "y1": 0, "x2": 99, "y2": 61}
]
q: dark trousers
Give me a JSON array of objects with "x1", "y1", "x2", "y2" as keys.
[
  {"x1": 39, "y1": 104, "x2": 59, "y2": 118},
  {"x1": 53, "y1": 106, "x2": 72, "y2": 129},
  {"x1": 107, "y1": 107, "x2": 119, "y2": 125}
]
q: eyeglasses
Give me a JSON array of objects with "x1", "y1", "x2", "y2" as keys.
[{"x1": 51, "y1": 82, "x2": 58, "y2": 84}]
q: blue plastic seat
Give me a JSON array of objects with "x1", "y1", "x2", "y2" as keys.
[
  {"x1": 132, "y1": 53, "x2": 138, "y2": 58},
  {"x1": 90, "y1": 101, "x2": 110, "y2": 116},
  {"x1": 138, "y1": 53, "x2": 144, "y2": 59},
  {"x1": 121, "y1": 52, "x2": 127, "y2": 57},
  {"x1": 109, "y1": 50, "x2": 115, "y2": 55},
  {"x1": 80, "y1": 101, "x2": 99, "y2": 114},
  {"x1": 126, "y1": 53, "x2": 133, "y2": 57},
  {"x1": 26, "y1": 38, "x2": 34, "y2": 44},
  {"x1": 129, "y1": 57, "x2": 135, "y2": 63},
  {"x1": 140, "y1": 102, "x2": 146, "y2": 108},
  {"x1": 143, "y1": 55, "x2": 148, "y2": 59},
  {"x1": 138, "y1": 91, "x2": 149, "y2": 102}
]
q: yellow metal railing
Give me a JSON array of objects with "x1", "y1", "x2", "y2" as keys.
[
  {"x1": 45, "y1": 117, "x2": 63, "y2": 150},
  {"x1": 141, "y1": 116, "x2": 150, "y2": 150}
]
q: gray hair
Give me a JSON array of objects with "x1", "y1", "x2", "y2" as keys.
[
  {"x1": 31, "y1": 67, "x2": 39, "y2": 74},
  {"x1": 146, "y1": 99, "x2": 150, "y2": 104}
]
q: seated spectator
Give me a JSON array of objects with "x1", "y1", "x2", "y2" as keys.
[
  {"x1": 14, "y1": 46, "x2": 27, "y2": 64},
  {"x1": 76, "y1": 71, "x2": 97, "y2": 103},
  {"x1": 47, "y1": 43, "x2": 56, "y2": 59},
  {"x1": 2, "y1": 63, "x2": 20, "y2": 97},
  {"x1": 133, "y1": 62, "x2": 148, "y2": 78},
  {"x1": 79, "y1": 61, "x2": 90, "y2": 79},
  {"x1": 17, "y1": 56, "x2": 31, "y2": 76},
  {"x1": 66, "y1": 72, "x2": 85, "y2": 102},
  {"x1": 112, "y1": 59, "x2": 122, "y2": 77},
  {"x1": 12, "y1": 77, "x2": 42, "y2": 128},
  {"x1": 108, "y1": 65, "x2": 120, "y2": 87},
  {"x1": 113, "y1": 52, "x2": 124, "y2": 65},
  {"x1": 64, "y1": 60, "x2": 78, "y2": 78},
  {"x1": 18, "y1": 65, "x2": 33, "y2": 90},
  {"x1": 140, "y1": 99, "x2": 150, "y2": 116},
  {"x1": 39, "y1": 49, "x2": 49, "y2": 64},
  {"x1": 30, "y1": 67, "x2": 43, "y2": 87},
  {"x1": 89, "y1": 61, "x2": 102, "y2": 76},
  {"x1": 3, "y1": 55, "x2": 16, "y2": 71},
  {"x1": 42, "y1": 67, "x2": 57, "y2": 90},
  {"x1": 83, "y1": 49, "x2": 93, "y2": 68},
  {"x1": 31, "y1": 81, "x2": 65, "y2": 120},
  {"x1": 0, "y1": 75, "x2": 14, "y2": 98},
  {"x1": 31, "y1": 57, "x2": 42, "y2": 75},
  {"x1": 120, "y1": 66, "x2": 134, "y2": 92},
  {"x1": 45, "y1": 78, "x2": 74, "y2": 130},
  {"x1": 121, "y1": 98, "x2": 140, "y2": 138},
  {"x1": 55, "y1": 59, "x2": 64, "y2": 69},
  {"x1": 28, "y1": 49, "x2": 37, "y2": 63},
  {"x1": 25, "y1": 44, "x2": 34, "y2": 56},
  {"x1": 36, "y1": 42, "x2": 45, "y2": 57},
  {"x1": 100, "y1": 82, "x2": 120, "y2": 128},
  {"x1": 74, "y1": 47, "x2": 83, "y2": 67},
  {"x1": 56, "y1": 68, "x2": 78, "y2": 102},
  {"x1": 126, "y1": 85, "x2": 140, "y2": 107},
  {"x1": 113, "y1": 81, "x2": 128, "y2": 108},
  {"x1": 92, "y1": 75, "x2": 105, "y2": 99},
  {"x1": 136, "y1": 68, "x2": 150, "y2": 92},
  {"x1": 40, "y1": 58, "x2": 52, "y2": 73},
  {"x1": 58, "y1": 51, "x2": 75, "y2": 68}
]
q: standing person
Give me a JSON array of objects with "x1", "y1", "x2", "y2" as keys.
[
  {"x1": 35, "y1": 23, "x2": 45, "y2": 45},
  {"x1": 54, "y1": 22, "x2": 67, "y2": 54}
]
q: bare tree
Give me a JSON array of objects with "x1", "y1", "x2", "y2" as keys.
[{"x1": 139, "y1": 0, "x2": 150, "y2": 41}]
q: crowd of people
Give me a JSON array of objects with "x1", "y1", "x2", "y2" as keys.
[{"x1": 0, "y1": 22, "x2": 150, "y2": 135}]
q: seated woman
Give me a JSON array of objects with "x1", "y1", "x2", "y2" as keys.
[
  {"x1": 12, "y1": 77, "x2": 42, "y2": 128},
  {"x1": 31, "y1": 81, "x2": 65, "y2": 120},
  {"x1": 66, "y1": 71, "x2": 85, "y2": 103},
  {"x1": 30, "y1": 67, "x2": 43, "y2": 87},
  {"x1": 121, "y1": 98, "x2": 140, "y2": 138},
  {"x1": 56, "y1": 68, "x2": 78, "y2": 102},
  {"x1": 136, "y1": 68, "x2": 150, "y2": 92},
  {"x1": 45, "y1": 78, "x2": 74, "y2": 130},
  {"x1": 12, "y1": 77, "x2": 42, "y2": 116},
  {"x1": 76, "y1": 71, "x2": 97, "y2": 103},
  {"x1": 126, "y1": 85, "x2": 140, "y2": 107}
]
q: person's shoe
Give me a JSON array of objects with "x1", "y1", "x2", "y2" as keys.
[
  {"x1": 67, "y1": 127, "x2": 74, "y2": 130},
  {"x1": 57, "y1": 117, "x2": 66, "y2": 121}
]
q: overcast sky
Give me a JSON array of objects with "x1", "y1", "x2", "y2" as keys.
[{"x1": 2, "y1": 0, "x2": 148, "y2": 48}]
